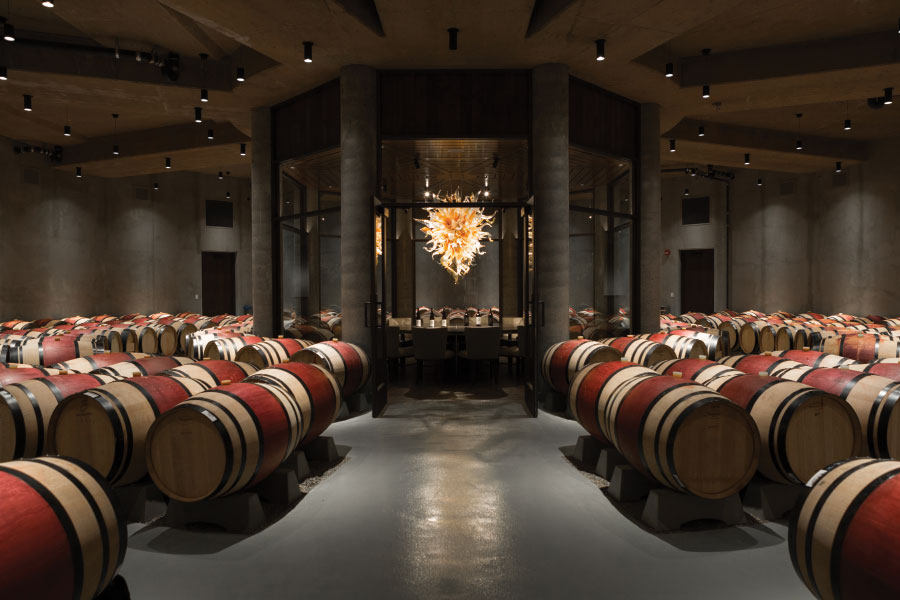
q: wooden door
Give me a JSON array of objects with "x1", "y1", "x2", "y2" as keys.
[
  {"x1": 202, "y1": 252, "x2": 236, "y2": 316},
  {"x1": 680, "y1": 249, "x2": 714, "y2": 314}
]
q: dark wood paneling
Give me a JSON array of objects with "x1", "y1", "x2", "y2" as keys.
[
  {"x1": 569, "y1": 77, "x2": 639, "y2": 160},
  {"x1": 380, "y1": 70, "x2": 530, "y2": 138},
  {"x1": 202, "y1": 252, "x2": 236, "y2": 316},
  {"x1": 273, "y1": 79, "x2": 341, "y2": 163}
]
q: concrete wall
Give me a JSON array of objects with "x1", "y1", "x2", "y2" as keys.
[{"x1": 0, "y1": 136, "x2": 251, "y2": 320}]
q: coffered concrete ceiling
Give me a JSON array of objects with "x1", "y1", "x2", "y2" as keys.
[{"x1": 0, "y1": 0, "x2": 897, "y2": 177}]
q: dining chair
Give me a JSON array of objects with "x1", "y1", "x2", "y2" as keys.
[
  {"x1": 459, "y1": 326, "x2": 501, "y2": 384},
  {"x1": 412, "y1": 326, "x2": 455, "y2": 383}
]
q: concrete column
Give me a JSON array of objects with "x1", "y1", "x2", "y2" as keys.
[
  {"x1": 532, "y1": 64, "x2": 569, "y2": 396},
  {"x1": 340, "y1": 65, "x2": 378, "y2": 356},
  {"x1": 250, "y1": 108, "x2": 274, "y2": 337},
  {"x1": 639, "y1": 103, "x2": 662, "y2": 333}
]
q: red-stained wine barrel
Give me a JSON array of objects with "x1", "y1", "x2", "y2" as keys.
[
  {"x1": 146, "y1": 381, "x2": 304, "y2": 501},
  {"x1": 790, "y1": 458, "x2": 900, "y2": 600},
  {"x1": 541, "y1": 339, "x2": 622, "y2": 394},
  {"x1": 3, "y1": 334, "x2": 104, "y2": 366},
  {"x1": 0, "y1": 456, "x2": 126, "y2": 600},
  {"x1": 847, "y1": 361, "x2": 900, "y2": 380},
  {"x1": 598, "y1": 336, "x2": 677, "y2": 367},
  {"x1": 0, "y1": 364, "x2": 62, "y2": 386},
  {"x1": 204, "y1": 335, "x2": 266, "y2": 360},
  {"x1": 291, "y1": 340, "x2": 370, "y2": 396},
  {"x1": 160, "y1": 360, "x2": 257, "y2": 389},
  {"x1": 635, "y1": 333, "x2": 707, "y2": 359},
  {"x1": 568, "y1": 361, "x2": 759, "y2": 498},
  {"x1": 245, "y1": 362, "x2": 342, "y2": 446},
  {"x1": 660, "y1": 328, "x2": 726, "y2": 359},
  {"x1": 678, "y1": 312, "x2": 706, "y2": 324},
  {"x1": 92, "y1": 355, "x2": 193, "y2": 378},
  {"x1": 773, "y1": 349, "x2": 859, "y2": 369},
  {"x1": 235, "y1": 338, "x2": 315, "y2": 369},
  {"x1": 567, "y1": 362, "x2": 656, "y2": 445},
  {"x1": 184, "y1": 330, "x2": 241, "y2": 359},
  {"x1": 720, "y1": 353, "x2": 799, "y2": 375},
  {"x1": 822, "y1": 334, "x2": 900, "y2": 362},
  {"x1": 49, "y1": 375, "x2": 207, "y2": 486},
  {"x1": 0, "y1": 373, "x2": 119, "y2": 461},
  {"x1": 51, "y1": 352, "x2": 151, "y2": 374},
  {"x1": 657, "y1": 358, "x2": 861, "y2": 484}
]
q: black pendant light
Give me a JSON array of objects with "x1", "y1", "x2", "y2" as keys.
[
  {"x1": 236, "y1": 67, "x2": 245, "y2": 82},
  {"x1": 200, "y1": 53, "x2": 209, "y2": 102},
  {"x1": 76, "y1": 167, "x2": 82, "y2": 178},
  {"x1": 208, "y1": 129, "x2": 214, "y2": 140},
  {"x1": 303, "y1": 41, "x2": 313, "y2": 63},
  {"x1": 240, "y1": 143, "x2": 246, "y2": 156},
  {"x1": 194, "y1": 106, "x2": 202, "y2": 123},
  {"x1": 795, "y1": 113, "x2": 803, "y2": 150},
  {"x1": 757, "y1": 178, "x2": 762, "y2": 187},
  {"x1": 23, "y1": 94, "x2": 31, "y2": 111},
  {"x1": 744, "y1": 153, "x2": 750, "y2": 165},
  {"x1": 153, "y1": 182, "x2": 159, "y2": 191},
  {"x1": 665, "y1": 62, "x2": 673, "y2": 78},
  {"x1": 2, "y1": 15, "x2": 14, "y2": 42},
  {"x1": 702, "y1": 85, "x2": 710, "y2": 99},
  {"x1": 669, "y1": 139, "x2": 676, "y2": 152},
  {"x1": 0, "y1": 65, "x2": 7, "y2": 80},
  {"x1": 595, "y1": 39, "x2": 606, "y2": 61},
  {"x1": 698, "y1": 125, "x2": 705, "y2": 137},
  {"x1": 165, "y1": 156, "x2": 172, "y2": 169},
  {"x1": 112, "y1": 113, "x2": 119, "y2": 155},
  {"x1": 884, "y1": 87, "x2": 893, "y2": 105}
]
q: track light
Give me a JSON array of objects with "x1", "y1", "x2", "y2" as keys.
[
  {"x1": 795, "y1": 139, "x2": 803, "y2": 150},
  {"x1": 240, "y1": 143, "x2": 246, "y2": 156},
  {"x1": 165, "y1": 157, "x2": 171, "y2": 169},
  {"x1": 835, "y1": 161, "x2": 842, "y2": 173},
  {"x1": 595, "y1": 39, "x2": 606, "y2": 61},
  {"x1": 0, "y1": 65, "x2": 6, "y2": 80},
  {"x1": 448, "y1": 28, "x2": 458, "y2": 51},
  {"x1": 208, "y1": 129, "x2": 214, "y2": 140},
  {"x1": 757, "y1": 178, "x2": 762, "y2": 187},
  {"x1": 702, "y1": 85, "x2": 710, "y2": 99},
  {"x1": 153, "y1": 182, "x2": 159, "y2": 191},
  {"x1": 226, "y1": 191, "x2": 231, "y2": 199},
  {"x1": 23, "y1": 94, "x2": 31, "y2": 111},
  {"x1": 669, "y1": 139, "x2": 676, "y2": 152},
  {"x1": 236, "y1": 67, "x2": 245, "y2": 82},
  {"x1": 42, "y1": 0, "x2": 54, "y2": 7},
  {"x1": 844, "y1": 119, "x2": 852, "y2": 131},
  {"x1": 698, "y1": 125, "x2": 705, "y2": 137},
  {"x1": 64, "y1": 125, "x2": 71, "y2": 136},
  {"x1": 744, "y1": 153, "x2": 750, "y2": 165},
  {"x1": 795, "y1": 113, "x2": 803, "y2": 150},
  {"x1": 201, "y1": 88, "x2": 208, "y2": 102},
  {"x1": 76, "y1": 167, "x2": 82, "y2": 178},
  {"x1": 684, "y1": 188, "x2": 689, "y2": 196},
  {"x1": 194, "y1": 107, "x2": 202, "y2": 122},
  {"x1": 303, "y1": 41, "x2": 313, "y2": 63},
  {"x1": 884, "y1": 87, "x2": 893, "y2": 105},
  {"x1": 218, "y1": 171, "x2": 223, "y2": 179},
  {"x1": 665, "y1": 62, "x2": 673, "y2": 78},
  {"x1": 113, "y1": 144, "x2": 119, "y2": 155},
  {"x1": 2, "y1": 18, "x2": 14, "y2": 42}
]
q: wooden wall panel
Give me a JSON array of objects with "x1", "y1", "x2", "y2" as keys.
[
  {"x1": 569, "y1": 77, "x2": 639, "y2": 160},
  {"x1": 380, "y1": 70, "x2": 530, "y2": 138},
  {"x1": 273, "y1": 79, "x2": 340, "y2": 163}
]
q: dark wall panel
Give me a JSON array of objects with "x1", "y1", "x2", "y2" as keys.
[
  {"x1": 569, "y1": 77, "x2": 639, "y2": 160},
  {"x1": 273, "y1": 79, "x2": 340, "y2": 162},
  {"x1": 380, "y1": 70, "x2": 530, "y2": 138}
]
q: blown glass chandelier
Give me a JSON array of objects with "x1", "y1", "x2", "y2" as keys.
[{"x1": 417, "y1": 189, "x2": 495, "y2": 283}]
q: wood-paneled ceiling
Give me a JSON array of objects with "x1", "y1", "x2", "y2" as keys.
[{"x1": 0, "y1": 0, "x2": 898, "y2": 177}]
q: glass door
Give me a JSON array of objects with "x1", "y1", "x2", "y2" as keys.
[
  {"x1": 371, "y1": 198, "x2": 389, "y2": 416},
  {"x1": 522, "y1": 199, "x2": 537, "y2": 417}
]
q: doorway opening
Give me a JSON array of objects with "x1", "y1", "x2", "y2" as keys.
[
  {"x1": 680, "y1": 249, "x2": 715, "y2": 314},
  {"x1": 201, "y1": 252, "x2": 236, "y2": 316}
]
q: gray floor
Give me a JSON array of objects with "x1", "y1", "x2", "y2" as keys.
[{"x1": 120, "y1": 379, "x2": 810, "y2": 599}]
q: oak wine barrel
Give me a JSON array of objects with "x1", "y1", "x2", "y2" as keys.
[
  {"x1": 92, "y1": 355, "x2": 193, "y2": 378},
  {"x1": 0, "y1": 456, "x2": 126, "y2": 600},
  {"x1": 598, "y1": 336, "x2": 677, "y2": 367},
  {"x1": 847, "y1": 361, "x2": 900, "y2": 381},
  {"x1": 773, "y1": 349, "x2": 858, "y2": 369},
  {"x1": 3, "y1": 334, "x2": 104, "y2": 366},
  {"x1": 235, "y1": 338, "x2": 315, "y2": 369},
  {"x1": 51, "y1": 352, "x2": 150, "y2": 374},
  {"x1": 822, "y1": 334, "x2": 900, "y2": 362},
  {"x1": 203, "y1": 335, "x2": 266, "y2": 360},
  {"x1": 49, "y1": 375, "x2": 208, "y2": 486},
  {"x1": 159, "y1": 360, "x2": 257, "y2": 389},
  {"x1": 0, "y1": 364, "x2": 62, "y2": 386},
  {"x1": 758, "y1": 324, "x2": 793, "y2": 352},
  {"x1": 291, "y1": 340, "x2": 370, "y2": 396},
  {"x1": 541, "y1": 339, "x2": 623, "y2": 394},
  {"x1": 635, "y1": 333, "x2": 707, "y2": 359},
  {"x1": 790, "y1": 458, "x2": 900, "y2": 600}
]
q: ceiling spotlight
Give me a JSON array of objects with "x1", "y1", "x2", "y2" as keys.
[
  {"x1": 42, "y1": 0, "x2": 54, "y2": 7},
  {"x1": 795, "y1": 113, "x2": 803, "y2": 150},
  {"x1": 0, "y1": 65, "x2": 6, "y2": 80},
  {"x1": 153, "y1": 182, "x2": 159, "y2": 191},
  {"x1": 64, "y1": 124, "x2": 71, "y2": 137},
  {"x1": 165, "y1": 156, "x2": 171, "y2": 169},
  {"x1": 835, "y1": 161, "x2": 842, "y2": 173},
  {"x1": 702, "y1": 84, "x2": 710, "y2": 98},
  {"x1": 690, "y1": 168, "x2": 697, "y2": 177},
  {"x1": 665, "y1": 62, "x2": 674, "y2": 78},
  {"x1": 76, "y1": 167, "x2": 82, "y2": 178},
  {"x1": 669, "y1": 139, "x2": 676, "y2": 152},
  {"x1": 240, "y1": 143, "x2": 246, "y2": 156},
  {"x1": 23, "y1": 94, "x2": 31, "y2": 111},
  {"x1": 113, "y1": 144, "x2": 119, "y2": 156},
  {"x1": 208, "y1": 129, "x2": 214, "y2": 140},
  {"x1": 844, "y1": 119, "x2": 852, "y2": 131},
  {"x1": 684, "y1": 188, "x2": 689, "y2": 196},
  {"x1": 2, "y1": 18, "x2": 14, "y2": 42},
  {"x1": 744, "y1": 153, "x2": 750, "y2": 165},
  {"x1": 698, "y1": 125, "x2": 705, "y2": 137},
  {"x1": 236, "y1": 67, "x2": 245, "y2": 82},
  {"x1": 201, "y1": 88, "x2": 208, "y2": 102},
  {"x1": 757, "y1": 178, "x2": 762, "y2": 187},
  {"x1": 795, "y1": 139, "x2": 803, "y2": 150},
  {"x1": 226, "y1": 191, "x2": 231, "y2": 199},
  {"x1": 884, "y1": 87, "x2": 893, "y2": 105},
  {"x1": 194, "y1": 106, "x2": 202, "y2": 122},
  {"x1": 448, "y1": 27, "x2": 459, "y2": 51},
  {"x1": 595, "y1": 39, "x2": 606, "y2": 61},
  {"x1": 303, "y1": 41, "x2": 313, "y2": 63}
]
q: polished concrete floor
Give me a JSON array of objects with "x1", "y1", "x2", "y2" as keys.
[{"x1": 120, "y1": 376, "x2": 810, "y2": 599}]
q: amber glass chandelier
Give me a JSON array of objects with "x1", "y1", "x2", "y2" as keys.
[{"x1": 417, "y1": 190, "x2": 495, "y2": 283}]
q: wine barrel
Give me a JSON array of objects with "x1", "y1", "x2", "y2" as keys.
[
  {"x1": 204, "y1": 335, "x2": 266, "y2": 360},
  {"x1": 635, "y1": 333, "x2": 707, "y2": 359},
  {"x1": 541, "y1": 339, "x2": 623, "y2": 394},
  {"x1": 146, "y1": 381, "x2": 304, "y2": 502},
  {"x1": 90, "y1": 329, "x2": 124, "y2": 353},
  {"x1": 49, "y1": 375, "x2": 208, "y2": 486},
  {"x1": 160, "y1": 360, "x2": 257, "y2": 389},
  {"x1": 598, "y1": 336, "x2": 677, "y2": 367},
  {"x1": 568, "y1": 361, "x2": 759, "y2": 498},
  {"x1": 51, "y1": 352, "x2": 150, "y2": 374},
  {"x1": 290, "y1": 340, "x2": 370, "y2": 396},
  {"x1": 790, "y1": 458, "x2": 900, "y2": 600},
  {"x1": 661, "y1": 328, "x2": 726, "y2": 359},
  {"x1": 147, "y1": 323, "x2": 178, "y2": 356},
  {"x1": 235, "y1": 338, "x2": 315, "y2": 369},
  {"x1": 739, "y1": 321, "x2": 774, "y2": 354},
  {"x1": 0, "y1": 373, "x2": 119, "y2": 461},
  {"x1": 657, "y1": 358, "x2": 861, "y2": 484},
  {"x1": 133, "y1": 326, "x2": 160, "y2": 354},
  {"x1": 92, "y1": 355, "x2": 193, "y2": 378},
  {"x1": 244, "y1": 362, "x2": 342, "y2": 446},
  {"x1": 0, "y1": 364, "x2": 62, "y2": 386},
  {"x1": 759, "y1": 324, "x2": 793, "y2": 352},
  {"x1": 172, "y1": 321, "x2": 198, "y2": 352},
  {"x1": 847, "y1": 361, "x2": 900, "y2": 381},
  {"x1": 4, "y1": 334, "x2": 103, "y2": 366},
  {"x1": 0, "y1": 456, "x2": 126, "y2": 600},
  {"x1": 773, "y1": 349, "x2": 858, "y2": 369},
  {"x1": 822, "y1": 334, "x2": 900, "y2": 362},
  {"x1": 678, "y1": 312, "x2": 706, "y2": 324}
]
